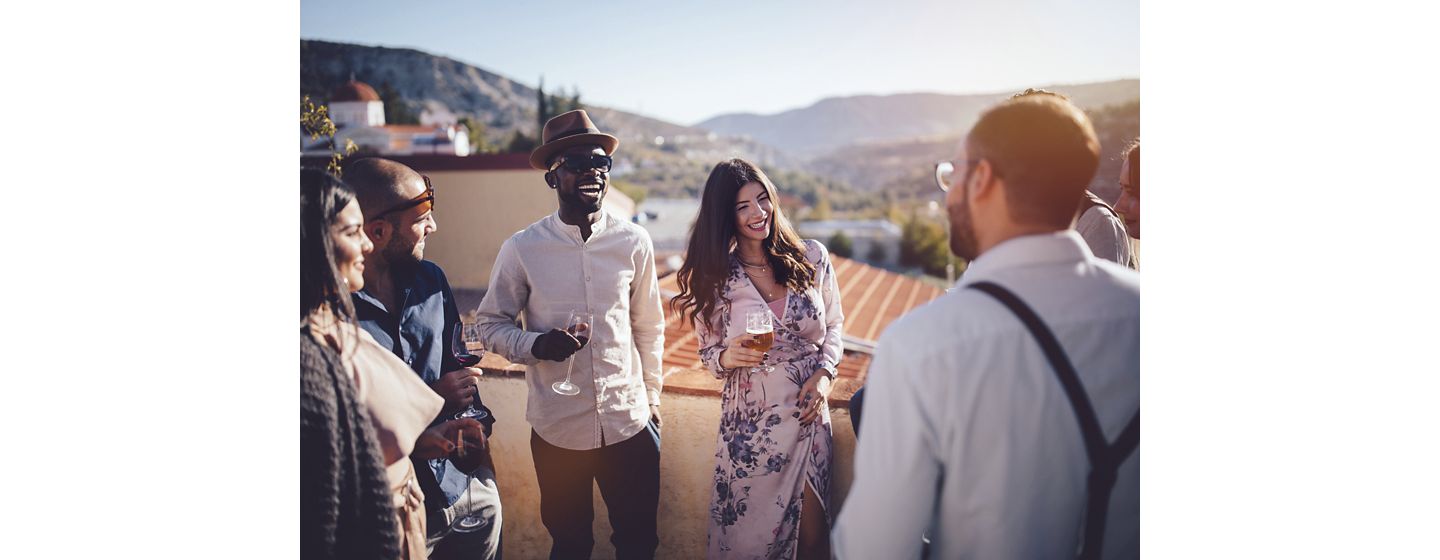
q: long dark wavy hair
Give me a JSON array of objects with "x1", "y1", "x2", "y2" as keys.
[
  {"x1": 300, "y1": 167, "x2": 359, "y2": 324},
  {"x1": 671, "y1": 158, "x2": 816, "y2": 329}
]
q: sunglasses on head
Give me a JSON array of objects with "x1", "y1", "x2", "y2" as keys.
[
  {"x1": 549, "y1": 154, "x2": 613, "y2": 174},
  {"x1": 371, "y1": 175, "x2": 435, "y2": 221}
]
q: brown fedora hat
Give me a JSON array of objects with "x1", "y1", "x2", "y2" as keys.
[{"x1": 529, "y1": 109, "x2": 620, "y2": 170}]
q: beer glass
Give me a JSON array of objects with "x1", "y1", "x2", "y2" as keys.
[{"x1": 745, "y1": 309, "x2": 775, "y2": 373}]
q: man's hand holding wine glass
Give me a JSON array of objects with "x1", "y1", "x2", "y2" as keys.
[
  {"x1": 531, "y1": 328, "x2": 583, "y2": 361},
  {"x1": 435, "y1": 367, "x2": 484, "y2": 415}
]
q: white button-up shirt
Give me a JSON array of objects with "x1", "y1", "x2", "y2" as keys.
[
  {"x1": 834, "y1": 231, "x2": 1140, "y2": 560},
  {"x1": 475, "y1": 212, "x2": 665, "y2": 451}
]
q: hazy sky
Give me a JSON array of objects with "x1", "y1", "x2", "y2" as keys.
[{"x1": 300, "y1": 0, "x2": 1138, "y2": 125}]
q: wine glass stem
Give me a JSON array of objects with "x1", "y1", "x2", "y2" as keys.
[{"x1": 563, "y1": 356, "x2": 574, "y2": 383}]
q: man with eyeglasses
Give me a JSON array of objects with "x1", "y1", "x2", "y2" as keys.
[
  {"x1": 475, "y1": 110, "x2": 665, "y2": 560},
  {"x1": 835, "y1": 94, "x2": 1139, "y2": 559},
  {"x1": 344, "y1": 157, "x2": 503, "y2": 560}
]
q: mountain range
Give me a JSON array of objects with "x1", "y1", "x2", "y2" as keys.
[
  {"x1": 300, "y1": 39, "x2": 1138, "y2": 198},
  {"x1": 300, "y1": 40, "x2": 787, "y2": 165},
  {"x1": 698, "y1": 79, "x2": 1139, "y2": 158}
]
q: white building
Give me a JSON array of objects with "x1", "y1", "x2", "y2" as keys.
[
  {"x1": 303, "y1": 79, "x2": 470, "y2": 157},
  {"x1": 796, "y1": 219, "x2": 903, "y2": 267}
]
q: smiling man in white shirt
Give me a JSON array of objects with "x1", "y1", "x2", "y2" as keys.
[
  {"x1": 474, "y1": 110, "x2": 665, "y2": 560},
  {"x1": 834, "y1": 94, "x2": 1140, "y2": 559}
]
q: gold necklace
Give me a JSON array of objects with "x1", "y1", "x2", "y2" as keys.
[
  {"x1": 744, "y1": 268, "x2": 778, "y2": 299},
  {"x1": 738, "y1": 258, "x2": 768, "y2": 270}
]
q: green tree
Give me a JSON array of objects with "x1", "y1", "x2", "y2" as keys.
[
  {"x1": 375, "y1": 81, "x2": 419, "y2": 125},
  {"x1": 899, "y1": 212, "x2": 952, "y2": 277},
  {"x1": 536, "y1": 77, "x2": 550, "y2": 133},
  {"x1": 866, "y1": 241, "x2": 888, "y2": 264},
  {"x1": 505, "y1": 130, "x2": 537, "y2": 153},
  {"x1": 828, "y1": 231, "x2": 855, "y2": 259},
  {"x1": 611, "y1": 179, "x2": 648, "y2": 206},
  {"x1": 301, "y1": 95, "x2": 357, "y2": 177},
  {"x1": 456, "y1": 116, "x2": 492, "y2": 154},
  {"x1": 810, "y1": 190, "x2": 833, "y2": 221},
  {"x1": 537, "y1": 79, "x2": 586, "y2": 132}
]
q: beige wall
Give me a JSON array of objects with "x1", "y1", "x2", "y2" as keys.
[
  {"x1": 477, "y1": 375, "x2": 857, "y2": 560},
  {"x1": 424, "y1": 169, "x2": 553, "y2": 291},
  {"x1": 425, "y1": 169, "x2": 636, "y2": 291}
]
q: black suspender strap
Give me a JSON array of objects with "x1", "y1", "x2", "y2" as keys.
[{"x1": 968, "y1": 281, "x2": 1139, "y2": 560}]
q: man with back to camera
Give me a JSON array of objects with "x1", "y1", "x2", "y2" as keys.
[
  {"x1": 834, "y1": 94, "x2": 1140, "y2": 559},
  {"x1": 345, "y1": 157, "x2": 504, "y2": 560},
  {"x1": 1012, "y1": 88, "x2": 1135, "y2": 268},
  {"x1": 474, "y1": 110, "x2": 665, "y2": 560}
]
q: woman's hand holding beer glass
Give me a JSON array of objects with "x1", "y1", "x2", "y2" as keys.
[
  {"x1": 720, "y1": 334, "x2": 769, "y2": 370},
  {"x1": 721, "y1": 310, "x2": 776, "y2": 373}
]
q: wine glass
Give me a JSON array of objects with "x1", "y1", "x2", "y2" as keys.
[
  {"x1": 744, "y1": 310, "x2": 775, "y2": 373},
  {"x1": 551, "y1": 311, "x2": 593, "y2": 396},
  {"x1": 451, "y1": 472, "x2": 489, "y2": 533},
  {"x1": 451, "y1": 323, "x2": 489, "y2": 422}
]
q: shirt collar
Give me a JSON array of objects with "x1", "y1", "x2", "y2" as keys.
[
  {"x1": 956, "y1": 230, "x2": 1092, "y2": 288},
  {"x1": 547, "y1": 210, "x2": 611, "y2": 243},
  {"x1": 353, "y1": 288, "x2": 386, "y2": 313}
]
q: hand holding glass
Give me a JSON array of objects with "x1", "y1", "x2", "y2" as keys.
[
  {"x1": 452, "y1": 324, "x2": 488, "y2": 422},
  {"x1": 744, "y1": 310, "x2": 775, "y2": 373},
  {"x1": 551, "y1": 311, "x2": 593, "y2": 396}
]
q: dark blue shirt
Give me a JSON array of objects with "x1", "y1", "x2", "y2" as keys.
[
  {"x1": 352, "y1": 260, "x2": 495, "y2": 507},
  {"x1": 353, "y1": 260, "x2": 463, "y2": 384}
]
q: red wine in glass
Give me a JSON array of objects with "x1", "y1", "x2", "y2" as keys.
[
  {"x1": 452, "y1": 325, "x2": 482, "y2": 367},
  {"x1": 451, "y1": 324, "x2": 490, "y2": 421},
  {"x1": 553, "y1": 312, "x2": 593, "y2": 396}
]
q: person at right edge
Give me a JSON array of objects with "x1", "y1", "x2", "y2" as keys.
[{"x1": 834, "y1": 93, "x2": 1140, "y2": 559}]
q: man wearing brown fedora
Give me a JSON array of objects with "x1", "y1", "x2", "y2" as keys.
[{"x1": 475, "y1": 109, "x2": 666, "y2": 560}]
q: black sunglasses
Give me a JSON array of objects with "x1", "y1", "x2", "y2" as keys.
[
  {"x1": 549, "y1": 154, "x2": 613, "y2": 174},
  {"x1": 370, "y1": 175, "x2": 435, "y2": 221}
]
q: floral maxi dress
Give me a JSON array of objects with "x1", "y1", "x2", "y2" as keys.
[{"x1": 700, "y1": 240, "x2": 845, "y2": 559}]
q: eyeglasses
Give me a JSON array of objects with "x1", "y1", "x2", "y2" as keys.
[
  {"x1": 549, "y1": 154, "x2": 613, "y2": 174},
  {"x1": 934, "y1": 159, "x2": 981, "y2": 192},
  {"x1": 371, "y1": 175, "x2": 435, "y2": 220}
]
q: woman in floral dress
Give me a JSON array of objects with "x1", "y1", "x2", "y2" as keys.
[{"x1": 671, "y1": 158, "x2": 844, "y2": 560}]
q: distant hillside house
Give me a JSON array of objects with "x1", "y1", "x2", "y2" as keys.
[
  {"x1": 303, "y1": 79, "x2": 470, "y2": 157},
  {"x1": 796, "y1": 219, "x2": 902, "y2": 268}
]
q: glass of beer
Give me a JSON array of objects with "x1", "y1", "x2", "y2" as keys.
[{"x1": 745, "y1": 309, "x2": 775, "y2": 373}]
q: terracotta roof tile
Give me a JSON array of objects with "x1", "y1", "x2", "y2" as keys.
[{"x1": 380, "y1": 124, "x2": 449, "y2": 135}]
